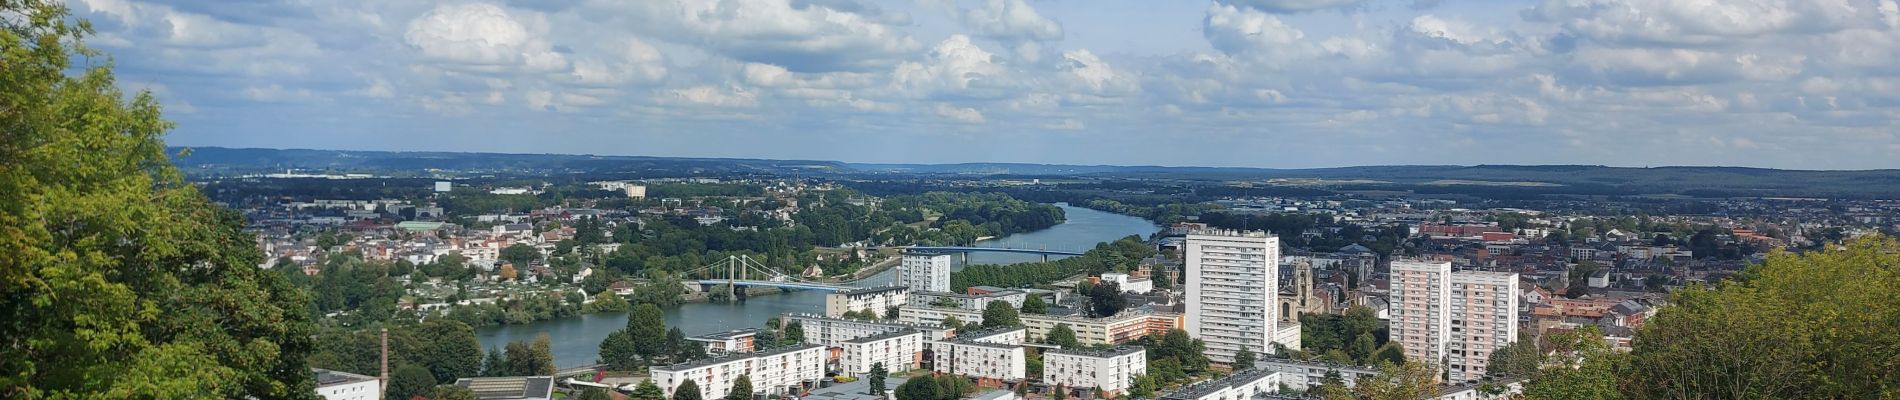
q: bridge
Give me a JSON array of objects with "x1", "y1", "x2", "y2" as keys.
[
  {"x1": 905, "y1": 246, "x2": 1085, "y2": 256},
  {"x1": 691, "y1": 279, "x2": 853, "y2": 292}
]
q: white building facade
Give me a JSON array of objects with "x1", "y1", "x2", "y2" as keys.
[
  {"x1": 1184, "y1": 230, "x2": 1281, "y2": 363},
  {"x1": 931, "y1": 328, "x2": 1028, "y2": 382},
  {"x1": 1042, "y1": 347, "x2": 1147, "y2": 396},
  {"x1": 313, "y1": 369, "x2": 380, "y2": 400},
  {"x1": 653, "y1": 344, "x2": 826, "y2": 400},
  {"x1": 838, "y1": 330, "x2": 925, "y2": 377},
  {"x1": 899, "y1": 252, "x2": 952, "y2": 293},
  {"x1": 784, "y1": 313, "x2": 952, "y2": 347},
  {"x1": 825, "y1": 285, "x2": 910, "y2": 318},
  {"x1": 1391, "y1": 260, "x2": 1521, "y2": 383}
]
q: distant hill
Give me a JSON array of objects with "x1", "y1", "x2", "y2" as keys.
[{"x1": 171, "y1": 147, "x2": 1900, "y2": 198}]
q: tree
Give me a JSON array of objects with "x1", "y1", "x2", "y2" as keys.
[
  {"x1": 502, "y1": 335, "x2": 555, "y2": 376},
  {"x1": 1371, "y1": 342, "x2": 1406, "y2": 366},
  {"x1": 387, "y1": 365, "x2": 437, "y2": 400},
  {"x1": 630, "y1": 380, "x2": 666, "y2": 400},
  {"x1": 1618, "y1": 238, "x2": 1900, "y2": 398},
  {"x1": 1350, "y1": 362, "x2": 1438, "y2": 400},
  {"x1": 1484, "y1": 339, "x2": 1542, "y2": 378},
  {"x1": 417, "y1": 320, "x2": 484, "y2": 383},
  {"x1": 981, "y1": 300, "x2": 1021, "y2": 328},
  {"x1": 502, "y1": 243, "x2": 540, "y2": 267},
  {"x1": 591, "y1": 290, "x2": 631, "y2": 312},
  {"x1": 781, "y1": 322, "x2": 805, "y2": 346},
  {"x1": 1129, "y1": 374, "x2": 1158, "y2": 398},
  {"x1": 941, "y1": 316, "x2": 965, "y2": 331},
  {"x1": 481, "y1": 347, "x2": 507, "y2": 376},
  {"x1": 1045, "y1": 324, "x2": 1081, "y2": 349},
  {"x1": 431, "y1": 385, "x2": 480, "y2": 400},
  {"x1": 1523, "y1": 326, "x2": 1625, "y2": 400},
  {"x1": 499, "y1": 263, "x2": 520, "y2": 281},
  {"x1": 673, "y1": 380, "x2": 704, "y2": 400},
  {"x1": 1348, "y1": 333, "x2": 1378, "y2": 365},
  {"x1": 1053, "y1": 384, "x2": 1067, "y2": 400},
  {"x1": 1233, "y1": 348, "x2": 1257, "y2": 370},
  {"x1": 599, "y1": 330, "x2": 640, "y2": 371},
  {"x1": 725, "y1": 375, "x2": 753, "y2": 400},
  {"x1": 1020, "y1": 295, "x2": 1049, "y2": 314},
  {"x1": 628, "y1": 304, "x2": 669, "y2": 364},
  {"x1": 1084, "y1": 282, "x2": 1129, "y2": 317},
  {"x1": 867, "y1": 363, "x2": 889, "y2": 396},
  {"x1": 577, "y1": 388, "x2": 613, "y2": 400},
  {"x1": 2, "y1": 3, "x2": 320, "y2": 397},
  {"x1": 895, "y1": 375, "x2": 940, "y2": 400}
]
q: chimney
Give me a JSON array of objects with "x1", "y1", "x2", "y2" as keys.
[{"x1": 380, "y1": 328, "x2": 390, "y2": 391}]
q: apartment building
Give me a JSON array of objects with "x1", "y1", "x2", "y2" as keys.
[
  {"x1": 1185, "y1": 230, "x2": 1282, "y2": 363},
  {"x1": 1390, "y1": 260, "x2": 1521, "y2": 383},
  {"x1": 783, "y1": 313, "x2": 952, "y2": 347},
  {"x1": 686, "y1": 328, "x2": 760, "y2": 354},
  {"x1": 1043, "y1": 347, "x2": 1147, "y2": 397},
  {"x1": 898, "y1": 306, "x2": 1181, "y2": 346},
  {"x1": 1158, "y1": 368, "x2": 1280, "y2": 400},
  {"x1": 825, "y1": 285, "x2": 909, "y2": 318},
  {"x1": 931, "y1": 327, "x2": 1028, "y2": 382},
  {"x1": 1448, "y1": 271, "x2": 1520, "y2": 382},
  {"x1": 652, "y1": 344, "x2": 826, "y2": 400},
  {"x1": 907, "y1": 289, "x2": 1027, "y2": 311},
  {"x1": 899, "y1": 251, "x2": 952, "y2": 293},
  {"x1": 1253, "y1": 358, "x2": 1381, "y2": 391},
  {"x1": 838, "y1": 330, "x2": 924, "y2": 377}
]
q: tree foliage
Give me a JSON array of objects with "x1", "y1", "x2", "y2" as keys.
[
  {"x1": 673, "y1": 379, "x2": 703, "y2": 400},
  {"x1": 1, "y1": 3, "x2": 320, "y2": 396},
  {"x1": 386, "y1": 365, "x2": 436, "y2": 400},
  {"x1": 981, "y1": 300, "x2": 1022, "y2": 328},
  {"x1": 1020, "y1": 294, "x2": 1049, "y2": 314}
]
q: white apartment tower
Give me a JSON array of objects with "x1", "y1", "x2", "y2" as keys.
[
  {"x1": 900, "y1": 251, "x2": 952, "y2": 293},
  {"x1": 1448, "y1": 271, "x2": 1520, "y2": 382},
  {"x1": 1184, "y1": 230, "x2": 1280, "y2": 363},
  {"x1": 1390, "y1": 259, "x2": 1520, "y2": 383}
]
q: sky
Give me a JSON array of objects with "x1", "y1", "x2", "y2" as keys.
[{"x1": 70, "y1": 0, "x2": 1900, "y2": 170}]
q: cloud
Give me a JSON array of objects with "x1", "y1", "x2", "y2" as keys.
[
  {"x1": 597, "y1": 0, "x2": 921, "y2": 72},
  {"x1": 958, "y1": 0, "x2": 1063, "y2": 43},
  {"x1": 404, "y1": 3, "x2": 564, "y2": 71},
  {"x1": 933, "y1": 103, "x2": 987, "y2": 124},
  {"x1": 1220, "y1": 0, "x2": 1367, "y2": 14},
  {"x1": 892, "y1": 35, "x2": 1013, "y2": 98},
  {"x1": 665, "y1": 85, "x2": 760, "y2": 108},
  {"x1": 1204, "y1": 3, "x2": 1311, "y2": 64}
]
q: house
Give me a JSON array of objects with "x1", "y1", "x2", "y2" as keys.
[
  {"x1": 453, "y1": 376, "x2": 554, "y2": 400},
  {"x1": 313, "y1": 368, "x2": 380, "y2": 400}
]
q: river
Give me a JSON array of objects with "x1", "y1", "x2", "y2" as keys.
[{"x1": 475, "y1": 203, "x2": 1159, "y2": 368}]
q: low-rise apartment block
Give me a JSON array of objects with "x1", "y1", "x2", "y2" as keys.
[
  {"x1": 898, "y1": 306, "x2": 1180, "y2": 346},
  {"x1": 1158, "y1": 368, "x2": 1280, "y2": 400},
  {"x1": 653, "y1": 344, "x2": 826, "y2": 400},
  {"x1": 931, "y1": 327, "x2": 1028, "y2": 382},
  {"x1": 825, "y1": 286, "x2": 909, "y2": 318},
  {"x1": 838, "y1": 330, "x2": 924, "y2": 377},
  {"x1": 1043, "y1": 347, "x2": 1147, "y2": 397}
]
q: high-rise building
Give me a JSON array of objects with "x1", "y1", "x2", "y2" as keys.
[
  {"x1": 899, "y1": 251, "x2": 952, "y2": 293},
  {"x1": 1184, "y1": 230, "x2": 1280, "y2": 363},
  {"x1": 1390, "y1": 259, "x2": 1520, "y2": 383},
  {"x1": 1448, "y1": 271, "x2": 1519, "y2": 382}
]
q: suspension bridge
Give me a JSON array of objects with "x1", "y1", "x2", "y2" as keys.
[{"x1": 682, "y1": 255, "x2": 856, "y2": 296}]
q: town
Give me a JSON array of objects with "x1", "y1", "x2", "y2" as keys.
[{"x1": 230, "y1": 168, "x2": 1900, "y2": 400}]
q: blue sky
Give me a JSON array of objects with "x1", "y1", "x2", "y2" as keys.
[{"x1": 73, "y1": 0, "x2": 1900, "y2": 169}]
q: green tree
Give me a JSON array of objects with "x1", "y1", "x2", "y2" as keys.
[
  {"x1": 630, "y1": 380, "x2": 666, "y2": 400},
  {"x1": 1053, "y1": 384, "x2": 1067, "y2": 400},
  {"x1": 674, "y1": 379, "x2": 704, "y2": 400},
  {"x1": 1233, "y1": 348, "x2": 1257, "y2": 370},
  {"x1": 782, "y1": 322, "x2": 805, "y2": 346},
  {"x1": 577, "y1": 388, "x2": 613, "y2": 400},
  {"x1": 386, "y1": 365, "x2": 437, "y2": 400},
  {"x1": 1045, "y1": 324, "x2": 1081, "y2": 348},
  {"x1": 1619, "y1": 238, "x2": 1900, "y2": 398},
  {"x1": 1349, "y1": 362, "x2": 1438, "y2": 400},
  {"x1": 725, "y1": 375, "x2": 753, "y2": 400},
  {"x1": 599, "y1": 330, "x2": 640, "y2": 371},
  {"x1": 1129, "y1": 374, "x2": 1157, "y2": 398},
  {"x1": 1484, "y1": 339, "x2": 1542, "y2": 378},
  {"x1": 1, "y1": 2, "x2": 320, "y2": 397},
  {"x1": 941, "y1": 316, "x2": 965, "y2": 331},
  {"x1": 430, "y1": 385, "x2": 480, "y2": 400},
  {"x1": 501, "y1": 335, "x2": 555, "y2": 376},
  {"x1": 868, "y1": 363, "x2": 888, "y2": 396},
  {"x1": 1020, "y1": 295, "x2": 1049, "y2": 314},
  {"x1": 1348, "y1": 333, "x2": 1378, "y2": 365},
  {"x1": 1522, "y1": 326, "x2": 1625, "y2": 400},
  {"x1": 417, "y1": 320, "x2": 484, "y2": 383},
  {"x1": 981, "y1": 300, "x2": 1021, "y2": 328},
  {"x1": 590, "y1": 290, "x2": 631, "y2": 312},
  {"x1": 501, "y1": 243, "x2": 540, "y2": 268},
  {"x1": 895, "y1": 375, "x2": 941, "y2": 400},
  {"x1": 481, "y1": 347, "x2": 507, "y2": 377},
  {"x1": 628, "y1": 303, "x2": 669, "y2": 364}
]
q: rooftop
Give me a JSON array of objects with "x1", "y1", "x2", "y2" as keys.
[
  {"x1": 835, "y1": 285, "x2": 909, "y2": 296},
  {"x1": 1046, "y1": 346, "x2": 1145, "y2": 358},
  {"x1": 844, "y1": 329, "x2": 922, "y2": 344},
  {"x1": 688, "y1": 328, "x2": 760, "y2": 341},
  {"x1": 655, "y1": 343, "x2": 825, "y2": 371},
  {"x1": 453, "y1": 376, "x2": 554, "y2": 400},
  {"x1": 1159, "y1": 368, "x2": 1279, "y2": 400},
  {"x1": 312, "y1": 368, "x2": 377, "y2": 387}
]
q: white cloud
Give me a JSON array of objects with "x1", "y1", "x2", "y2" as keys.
[
  {"x1": 596, "y1": 0, "x2": 921, "y2": 72},
  {"x1": 892, "y1": 35, "x2": 1012, "y2": 97},
  {"x1": 665, "y1": 85, "x2": 759, "y2": 108},
  {"x1": 1204, "y1": 3, "x2": 1311, "y2": 65},
  {"x1": 958, "y1": 0, "x2": 1063, "y2": 43},
  {"x1": 404, "y1": 3, "x2": 564, "y2": 71},
  {"x1": 1220, "y1": 0, "x2": 1367, "y2": 14},
  {"x1": 934, "y1": 103, "x2": 987, "y2": 124},
  {"x1": 1045, "y1": 118, "x2": 1085, "y2": 130}
]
